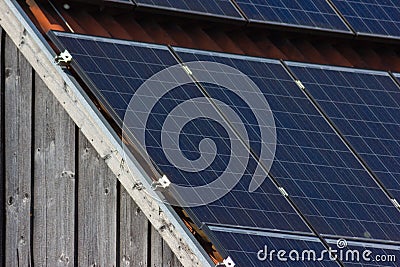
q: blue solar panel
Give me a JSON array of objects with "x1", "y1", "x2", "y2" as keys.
[
  {"x1": 331, "y1": 0, "x2": 400, "y2": 38},
  {"x1": 133, "y1": 0, "x2": 245, "y2": 21},
  {"x1": 287, "y1": 63, "x2": 400, "y2": 203},
  {"x1": 234, "y1": 0, "x2": 351, "y2": 33},
  {"x1": 209, "y1": 225, "x2": 340, "y2": 267},
  {"x1": 49, "y1": 31, "x2": 313, "y2": 234},
  {"x1": 173, "y1": 47, "x2": 400, "y2": 242}
]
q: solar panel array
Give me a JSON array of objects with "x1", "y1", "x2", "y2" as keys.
[
  {"x1": 129, "y1": 0, "x2": 400, "y2": 39},
  {"x1": 234, "y1": 0, "x2": 351, "y2": 33},
  {"x1": 50, "y1": 31, "x2": 400, "y2": 266},
  {"x1": 331, "y1": 0, "x2": 400, "y2": 38},
  {"x1": 49, "y1": 31, "x2": 314, "y2": 233}
]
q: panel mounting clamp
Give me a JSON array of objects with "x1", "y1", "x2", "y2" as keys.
[
  {"x1": 216, "y1": 256, "x2": 235, "y2": 267},
  {"x1": 278, "y1": 187, "x2": 289, "y2": 197},
  {"x1": 295, "y1": 80, "x2": 305, "y2": 90},
  {"x1": 55, "y1": 50, "x2": 72, "y2": 65},
  {"x1": 151, "y1": 175, "x2": 171, "y2": 191},
  {"x1": 181, "y1": 64, "x2": 193, "y2": 75}
]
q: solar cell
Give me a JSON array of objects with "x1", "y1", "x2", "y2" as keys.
[
  {"x1": 49, "y1": 31, "x2": 312, "y2": 234},
  {"x1": 234, "y1": 0, "x2": 351, "y2": 33},
  {"x1": 173, "y1": 47, "x2": 400, "y2": 242},
  {"x1": 331, "y1": 0, "x2": 400, "y2": 38},
  {"x1": 209, "y1": 225, "x2": 340, "y2": 267},
  {"x1": 287, "y1": 62, "x2": 400, "y2": 203},
  {"x1": 132, "y1": 0, "x2": 244, "y2": 21}
]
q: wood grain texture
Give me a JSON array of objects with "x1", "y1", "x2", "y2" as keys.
[
  {"x1": 33, "y1": 73, "x2": 75, "y2": 266},
  {"x1": 151, "y1": 226, "x2": 184, "y2": 267},
  {"x1": 4, "y1": 34, "x2": 33, "y2": 266},
  {"x1": 0, "y1": 26, "x2": 5, "y2": 267},
  {"x1": 150, "y1": 225, "x2": 163, "y2": 267},
  {"x1": 78, "y1": 133, "x2": 117, "y2": 266},
  {"x1": 163, "y1": 240, "x2": 184, "y2": 267},
  {"x1": 119, "y1": 185, "x2": 148, "y2": 267}
]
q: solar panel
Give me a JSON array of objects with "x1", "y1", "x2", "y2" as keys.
[
  {"x1": 173, "y1": 47, "x2": 400, "y2": 242},
  {"x1": 209, "y1": 225, "x2": 340, "y2": 267},
  {"x1": 132, "y1": 0, "x2": 245, "y2": 21},
  {"x1": 49, "y1": 31, "x2": 313, "y2": 234},
  {"x1": 287, "y1": 62, "x2": 400, "y2": 203},
  {"x1": 331, "y1": 0, "x2": 400, "y2": 38},
  {"x1": 234, "y1": 0, "x2": 351, "y2": 33}
]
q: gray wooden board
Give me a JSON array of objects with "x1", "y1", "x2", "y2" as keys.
[
  {"x1": 119, "y1": 185, "x2": 149, "y2": 267},
  {"x1": 0, "y1": 26, "x2": 5, "y2": 267},
  {"x1": 33, "y1": 72, "x2": 75, "y2": 266},
  {"x1": 151, "y1": 225, "x2": 184, "y2": 267},
  {"x1": 78, "y1": 132, "x2": 117, "y2": 266},
  {"x1": 4, "y1": 33, "x2": 33, "y2": 266}
]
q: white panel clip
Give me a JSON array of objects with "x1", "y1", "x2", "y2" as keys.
[
  {"x1": 152, "y1": 175, "x2": 171, "y2": 191},
  {"x1": 182, "y1": 64, "x2": 193, "y2": 75},
  {"x1": 295, "y1": 80, "x2": 305, "y2": 90},
  {"x1": 55, "y1": 50, "x2": 72, "y2": 64},
  {"x1": 216, "y1": 256, "x2": 235, "y2": 267},
  {"x1": 278, "y1": 187, "x2": 289, "y2": 197}
]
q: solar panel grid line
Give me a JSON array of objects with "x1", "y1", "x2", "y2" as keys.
[
  {"x1": 285, "y1": 61, "x2": 400, "y2": 207},
  {"x1": 173, "y1": 47, "x2": 400, "y2": 244}
]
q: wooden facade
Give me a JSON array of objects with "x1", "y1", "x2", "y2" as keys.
[{"x1": 0, "y1": 27, "x2": 183, "y2": 267}]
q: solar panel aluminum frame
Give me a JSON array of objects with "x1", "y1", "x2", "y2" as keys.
[
  {"x1": 130, "y1": 0, "x2": 247, "y2": 23},
  {"x1": 284, "y1": 60, "x2": 400, "y2": 210},
  {"x1": 234, "y1": 0, "x2": 353, "y2": 35}
]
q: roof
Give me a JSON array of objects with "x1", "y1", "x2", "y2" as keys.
[{"x1": 24, "y1": 0, "x2": 400, "y2": 72}]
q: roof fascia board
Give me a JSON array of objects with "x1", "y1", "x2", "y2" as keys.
[{"x1": 0, "y1": 1, "x2": 213, "y2": 266}]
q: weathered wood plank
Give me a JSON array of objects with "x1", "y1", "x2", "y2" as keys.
[
  {"x1": 151, "y1": 226, "x2": 184, "y2": 267},
  {"x1": 0, "y1": 26, "x2": 5, "y2": 267},
  {"x1": 78, "y1": 133, "x2": 117, "y2": 266},
  {"x1": 163, "y1": 240, "x2": 184, "y2": 267},
  {"x1": 119, "y1": 185, "x2": 148, "y2": 267},
  {"x1": 151, "y1": 225, "x2": 163, "y2": 267},
  {"x1": 4, "y1": 34, "x2": 33, "y2": 266},
  {"x1": 33, "y1": 72, "x2": 75, "y2": 266}
]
